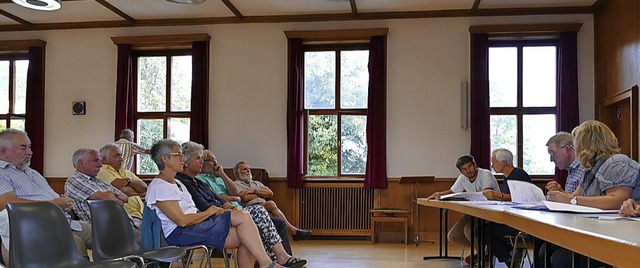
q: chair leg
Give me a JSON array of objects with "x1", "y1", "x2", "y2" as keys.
[{"x1": 222, "y1": 250, "x2": 230, "y2": 268}]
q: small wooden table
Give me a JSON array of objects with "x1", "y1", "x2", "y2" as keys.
[{"x1": 369, "y1": 209, "x2": 410, "y2": 244}]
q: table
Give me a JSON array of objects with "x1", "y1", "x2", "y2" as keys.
[{"x1": 417, "y1": 198, "x2": 640, "y2": 268}]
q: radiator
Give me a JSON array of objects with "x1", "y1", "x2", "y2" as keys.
[{"x1": 299, "y1": 183, "x2": 374, "y2": 236}]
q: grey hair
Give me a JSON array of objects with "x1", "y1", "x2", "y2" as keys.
[
  {"x1": 181, "y1": 141, "x2": 204, "y2": 165},
  {"x1": 72, "y1": 148, "x2": 97, "y2": 168},
  {"x1": 492, "y1": 148, "x2": 513, "y2": 165},
  {"x1": 119, "y1": 129, "x2": 134, "y2": 139},
  {"x1": 0, "y1": 129, "x2": 28, "y2": 151},
  {"x1": 233, "y1": 161, "x2": 248, "y2": 177},
  {"x1": 99, "y1": 143, "x2": 120, "y2": 160},
  {"x1": 151, "y1": 139, "x2": 180, "y2": 171},
  {"x1": 546, "y1": 132, "x2": 573, "y2": 148}
]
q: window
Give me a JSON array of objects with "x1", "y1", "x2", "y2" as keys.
[
  {"x1": 489, "y1": 40, "x2": 558, "y2": 175},
  {"x1": 0, "y1": 55, "x2": 28, "y2": 131},
  {"x1": 304, "y1": 45, "x2": 369, "y2": 177},
  {"x1": 133, "y1": 51, "x2": 192, "y2": 174}
]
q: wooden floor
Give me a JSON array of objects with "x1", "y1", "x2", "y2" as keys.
[{"x1": 187, "y1": 239, "x2": 532, "y2": 268}]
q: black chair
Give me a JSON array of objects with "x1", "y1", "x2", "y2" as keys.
[
  {"x1": 87, "y1": 200, "x2": 187, "y2": 268},
  {"x1": 6, "y1": 202, "x2": 137, "y2": 268}
]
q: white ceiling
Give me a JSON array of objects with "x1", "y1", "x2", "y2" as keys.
[{"x1": 0, "y1": 0, "x2": 601, "y2": 32}]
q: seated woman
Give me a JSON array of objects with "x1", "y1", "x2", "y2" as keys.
[
  {"x1": 546, "y1": 120, "x2": 640, "y2": 268},
  {"x1": 177, "y1": 141, "x2": 305, "y2": 267},
  {"x1": 145, "y1": 139, "x2": 283, "y2": 268}
]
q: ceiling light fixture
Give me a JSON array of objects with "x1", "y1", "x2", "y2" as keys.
[
  {"x1": 12, "y1": 0, "x2": 61, "y2": 11},
  {"x1": 166, "y1": 0, "x2": 206, "y2": 4}
]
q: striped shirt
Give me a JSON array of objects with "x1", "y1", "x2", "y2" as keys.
[
  {"x1": 0, "y1": 160, "x2": 59, "y2": 201},
  {"x1": 115, "y1": 138, "x2": 147, "y2": 171},
  {"x1": 65, "y1": 171, "x2": 124, "y2": 221},
  {"x1": 565, "y1": 159, "x2": 585, "y2": 194}
]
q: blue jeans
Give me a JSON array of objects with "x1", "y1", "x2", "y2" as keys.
[{"x1": 165, "y1": 211, "x2": 231, "y2": 249}]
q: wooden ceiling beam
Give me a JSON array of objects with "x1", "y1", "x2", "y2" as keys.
[
  {"x1": 95, "y1": 0, "x2": 135, "y2": 24},
  {"x1": 350, "y1": 0, "x2": 358, "y2": 17},
  {"x1": 221, "y1": 0, "x2": 244, "y2": 19},
  {"x1": 472, "y1": 0, "x2": 481, "y2": 10},
  {"x1": 0, "y1": 6, "x2": 597, "y2": 32},
  {"x1": 0, "y1": 8, "x2": 32, "y2": 27}
]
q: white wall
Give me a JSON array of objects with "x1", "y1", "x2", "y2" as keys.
[{"x1": 0, "y1": 14, "x2": 595, "y2": 178}]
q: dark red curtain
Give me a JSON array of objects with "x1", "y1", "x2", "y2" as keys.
[
  {"x1": 114, "y1": 44, "x2": 134, "y2": 140},
  {"x1": 190, "y1": 41, "x2": 209, "y2": 147},
  {"x1": 364, "y1": 36, "x2": 388, "y2": 189},
  {"x1": 469, "y1": 33, "x2": 491, "y2": 169},
  {"x1": 554, "y1": 31, "x2": 580, "y2": 187},
  {"x1": 286, "y1": 38, "x2": 304, "y2": 188},
  {"x1": 25, "y1": 46, "x2": 45, "y2": 174}
]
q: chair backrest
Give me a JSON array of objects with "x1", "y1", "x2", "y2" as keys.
[
  {"x1": 88, "y1": 200, "x2": 142, "y2": 261},
  {"x1": 7, "y1": 203, "x2": 87, "y2": 268},
  {"x1": 223, "y1": 167, "x2": 270, "y2": 186}
]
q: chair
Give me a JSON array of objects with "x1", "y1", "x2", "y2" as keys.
[
  {"x1": 87, "y1": 200, "x2": 187, "y2": 268},
  {"x1": 369, "y1": 208, "x2": 410, "y2": 244},
  {"x1": 6, "y1": 202, "x2": 137, "y2": 268},
  {"x1": 507, "y1": 231, "x2": 533, "y2": 268},
  {"x1": 141, "y1": 205, "x2": 234, "y2": 268}
]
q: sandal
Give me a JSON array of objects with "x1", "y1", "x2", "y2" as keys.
[{"x1": 281, "y1": 256, "x2": 307, "y2": 268}]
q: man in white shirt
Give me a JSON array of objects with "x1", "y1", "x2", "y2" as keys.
[{"x1": 427, "y1": 155, "x2": 499, "y2": 264}]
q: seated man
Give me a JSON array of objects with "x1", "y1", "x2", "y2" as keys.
[
  {"x1": 479, "y1": 148, "x2": 532, "y2": 268},
  {"x1": 426, "y1": 154, "x2": 499, "y2": 264},
  {"x1": 196, "y1": 150, "x2": 292, "y2": 254},
  {"x1": 233, "y1": 161, "x2": 312, "y2": 241},
  {"x1": 64, "y1": 148, "x2": 129, "y2": 222},
  {"x1": 0, "y1": 129, "x2": 92, "y2": 264},
  {"x1": 96, "y1": 143, "x2": 146, "y2": 225}
]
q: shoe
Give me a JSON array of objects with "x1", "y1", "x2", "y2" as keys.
[
  {"x1": 463, "y1": 254, "x2": 490, "y2": 266},
  {"x1": 280, "y1": 256, "x2": 307, "y2": 268},
  {"x1": 292, "y1": 229, "x2": 312, "y2": 241},
  {"x1": 463, "y1": 254, "x2": 477, "y2": 265}
]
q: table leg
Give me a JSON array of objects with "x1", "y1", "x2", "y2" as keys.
[{"x1": 423, "y1": 208, "x2": 460, "y2": 261}]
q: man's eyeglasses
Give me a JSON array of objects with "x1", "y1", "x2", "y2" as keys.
[
  {"x1": 204, "y1": 158, "x2": 217, "y2": 162},
  {"x1": 548, "y1": 145, "x2": 570, "y2": 156},
  {"x1": 168, "y1": 152, "x2": 183, "y2": 157}
]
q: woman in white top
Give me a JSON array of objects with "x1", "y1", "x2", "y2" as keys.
[{"x1": 145, "y1": 139, "x2": 283, "y2": 268}]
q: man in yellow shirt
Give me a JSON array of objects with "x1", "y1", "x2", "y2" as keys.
[{"x1": 96, "y1": 143, "x2": 146, "y2": 223}]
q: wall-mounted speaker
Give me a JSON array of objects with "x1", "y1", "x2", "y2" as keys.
[
  {"x1": 460, "y1": 81, "x2": 469, "y2": 130},
  {"x1": 72, "y1": 101, "x2": 86, "y2": 115}
]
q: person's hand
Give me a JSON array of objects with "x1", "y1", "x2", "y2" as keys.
[
  {"x1": 546, "y1": 190, "x2": 572, "y2": 203},
  {"x1": 482, "y1": 189, "x2": 498, "y2": 200},
  {"x1": 213, "y1": 164, "x2": 225, "y2": 177},
  {"x1": 545, "y1": 181, "x2": 564, "y2": 192},
  {"x1": 206, "y1": 206, "x2": 225, "y2": 216},
  {"x1": 427, "y1": 192, "x2": 440, "y2": 200},
  {"x1": 619, "y1": 199, "x2": 640, "y2": 217},
  {"x1": 52, "y1": 195, "x2": 73, "y2": 212}
]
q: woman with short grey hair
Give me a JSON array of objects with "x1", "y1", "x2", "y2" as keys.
[{"x1": 145, "y1": 139, "x2": 286, "y2": 268}]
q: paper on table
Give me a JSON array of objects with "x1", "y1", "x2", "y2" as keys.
[
  {"x1": 439, "y1": 192, "x2": 488, "y2": 201},
  {"x1": 590, "y1": 215, "x2": 640, "y2": 221},
  {"x1": 507, "y1": 180, "x2": 546, "y2": 203},
  {"x1": 542, "y1": 200, "x2": 619, "y2": 214}
]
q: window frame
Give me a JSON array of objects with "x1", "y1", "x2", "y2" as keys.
[
  {"x1": 302, "y1": 43, "x2": 370, "y2": 179},
  {"x1": 0, "y1": 54, "x2": 28, "y2": 130},
  {"x1": 131, "y1": 49, "x2": 193, "y2": 176},
  {"x1": 489, "y1": 39, "x2": 559, "y2": 173}
]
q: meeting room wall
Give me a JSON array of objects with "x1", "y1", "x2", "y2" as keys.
[{"x1": 0, "y1": 14, "x2": 594, "y2": 178}]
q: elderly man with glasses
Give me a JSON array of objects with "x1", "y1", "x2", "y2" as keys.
[{"x1": 545, "y1": 131, "x2": 586, "y2": 194}]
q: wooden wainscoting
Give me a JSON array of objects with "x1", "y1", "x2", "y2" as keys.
[{"x1": 267, "y1": 177, "x2": 551, "y2": 243}]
